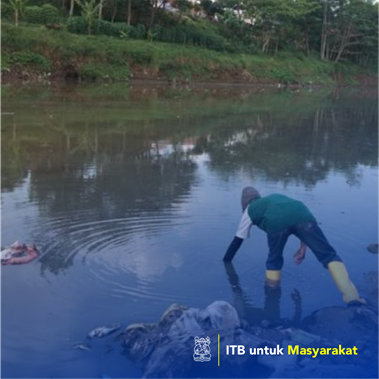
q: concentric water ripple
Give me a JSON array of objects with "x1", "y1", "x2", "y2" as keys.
[{"x1": 31, "y1": 204, "x2": 219, "y2": 304}]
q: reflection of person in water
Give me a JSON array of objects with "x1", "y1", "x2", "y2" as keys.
[
  {"x1": 223, "y1": 187, "x2": 365, "y2": 305},
  {"x1": 224, "y1": 262, "x2": 302, "y2": 327}
]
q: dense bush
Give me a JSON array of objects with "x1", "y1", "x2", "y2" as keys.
[
  {"x1": 152, "y1": 24, "x2": 228, "y2": 51},
  {"x1": 40, "y1": 3, "x2": 60, "y2": 23},
  {"x1": 126, "y1": 45, "x2": 154, "y2": 64},
  {"x1": 9, "y1": 51, "x2": 52, "y2": 71},
  {"x1": 1, "y1": 3, "x2": 13, "y2": 21},
  {"x1": 64, "y1": 12, "x2": 226, "y2": 53},
  {"x1": 66, "y1": 16, "x2": 87, "y2": 34},
  {"x1": 93, "y1": 20, "x2": 129, "y2": 37},
  {"x1": 78, "y1": 62, "x2": 130, "y2": 81},
  {"x1": 67, "y1": 18, "x2": 147, "y2": 39},
  {"x1": 24, "y1": 4, "x2": 60, "y2": 25},
  {"x1": 127, "y1": 24, "x2": 146, "y2": 39},
  {"x1": 92, "y1": 20, "x2": 119, "y2": 36},
  {"x1": 1, "y1": 23, "x2": 19, "y2": 46},
  {"x1": 1, "y1": 53, "x2": 11, "y2": 71},
  {"x1": 24, "y1": 6, "x2": 41, "y2": 24}
]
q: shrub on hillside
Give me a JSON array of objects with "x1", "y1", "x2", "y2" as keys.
[
  {"x1": 93, "y1": 20, "x2": 119, "y2": 36},
  {"x1": 78, "y1": 62, "x2": 130, "y2": 81},
  {"x1": 41, "y1": 4, "x2": 60, "y2": 24},
  {"x1": 66, "y1": 16, "x2": 87, "y2": 34},
  {"x1": 24, "y1": 4, "x2": 60, "y2": 25},
  {"x1": 9, "y1": 51, "x2": 52, "y2": 72},
  {"x1": 1, "y1": 53, "x2": 11, "y2": 71},
  {"x1": 127, "y1": 46, "x2": 154, "y2": 65},
  {"x1": 92, "y1": 20, "x2": 132, "y2": 37},
  {"x1": 1, "y1": 3, "x2": 13, "y2": 21},
  {"x1": 24, "y1": 6, "x2": 42, "y2": 24},
  {"x1": 128, "y1": 24, "x2": 146, "y2": 39},
  {"x1": 152, "y1": 24, "x2": 227, "y2": 51},
  {"x1": 67, "y1": 17, "x2": 147, "y2": 39},
  {"x1": 1, "y1": 23, "x2": 19, "y2": 46}
]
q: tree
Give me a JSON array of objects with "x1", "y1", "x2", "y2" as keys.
[
  {"x1": 148, "y1": 0, "x2": 159, "y2": 30},
  {"x1": 8, "y1": 0, "x2": 28, "y2": 26},
  {"x1": 69, "y1": 0, "x2": 75, "y2": 16},
  {"x1": 110, "y1": 0, "x2": 118, "y2": 22},
  {"x1": 358, "y1": 2, "x2": 378, "y2": 66},
  {"x1": 98, "y1": 0, "x2": 104, "y2": 19},
  {"x1": 75, "y1": 0, "x2": 101, "y2": 34},
  {"x1": 127, "y1": 0, "x2": 131, "y2": 26},
  {"x1": 200, "y1": 0, "x2": 224, "y2": 18},
  {"x1": 244, "y1": 0, "x2": 322, "y2": 54},
  {"x1": 318, "y1": 0, "x2": 378, "y2": 64},
  {"x1": 176, "y1": 0, "x2": 191, "y2": 16},
  {"x1": 331, "y1": 0, "x2": 375, "y2": 63},
  {"x1": 320, "y1": 0, "x2": 329, "y2": 59}
]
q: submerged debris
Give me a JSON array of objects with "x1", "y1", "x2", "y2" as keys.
[
  {"x1": 88, "y1": 324, "x2": 121, "y2": 338},
  {"x1": 362, "y1": 271, "x2": 378, "y2": 307},
  {"x1": 119, "y1": 299, "x2": 378, "y2": 378},
  {"x1": 367, "y1": 243, "x2": 378, "y2": 254},
  {"x1": 302, "y1": 305, "x2": 378, "y2": 345},
  {"x1": 73, "y1": 342, "x2": 91, "y2": 351},
  {"x1": 1, "y1": 241, "x2": 39, "y2": 265}
]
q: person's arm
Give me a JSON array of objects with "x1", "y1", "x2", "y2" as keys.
[
  {"x1": 223, "y1": 209, "x2": 252, "y2": 262},
  {"x1": 293, "y1": 241, "x2": 306, "y2": 265},
  {"x1": 223, "y1": 237, "x2": 243, "y2": 262}
]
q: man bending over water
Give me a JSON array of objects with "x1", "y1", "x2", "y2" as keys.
[{"x1": 223, "y1": 187, "x2": 365, "y2": 305}]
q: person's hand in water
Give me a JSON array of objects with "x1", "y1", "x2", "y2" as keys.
[{"x1": 293, "y1": 242, "x2": 306, "y2": 265}]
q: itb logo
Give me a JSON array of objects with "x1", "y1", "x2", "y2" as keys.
[{"x1": 193, "y1": 337, "x2": 211, "y2": 362}]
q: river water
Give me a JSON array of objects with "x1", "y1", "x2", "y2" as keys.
[{"x1": 1, "y1": 84, "x2": 378, "y2": 378}]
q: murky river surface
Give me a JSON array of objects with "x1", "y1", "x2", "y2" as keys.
[{"x1": 1, "y1": 84, "x2": 378, "y2": 378}]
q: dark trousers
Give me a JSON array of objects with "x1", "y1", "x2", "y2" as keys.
[{"x1": 266, "y1": 221, "x2": 342, "y2": 270}]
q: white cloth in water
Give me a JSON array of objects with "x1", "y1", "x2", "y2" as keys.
[
  {"x1": 1, "y1": 248, "x2": 13, "y2": 261},
  {"x1": 143, "y1": 301, "x2": 264, "y2": 378},
  {"x1": 168, "y1": 301, "x2": 240, "y2": 340}
]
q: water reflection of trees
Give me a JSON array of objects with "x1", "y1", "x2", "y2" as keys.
[
  {"x1": 2, "y1": 118, "x2": 198, "y2": 274},
  {"x1": 193, "y1": 105, "x2": 378, "y2": 187},
  {"x1": 2, "y1": 91, "x2": 377, "y2": 196},
  {"x1": 28, "y1": 138, "x2": 197, "y2": 216},
  {"x1": 33, "y1": 145, "x2": 196, "y2": 275}
]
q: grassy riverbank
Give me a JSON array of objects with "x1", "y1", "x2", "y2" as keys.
[{"x1": 1, "y1": 23, "x2": 376, "y2": 85}]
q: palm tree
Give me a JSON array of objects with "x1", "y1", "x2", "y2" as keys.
[
  {"x1": 75, "y1": 0, "x2": 101, "y2": 34},
  {"x1": 8, "y1": 0, "x2": 28, "y2": 27}
]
